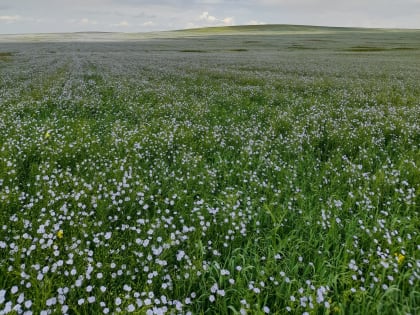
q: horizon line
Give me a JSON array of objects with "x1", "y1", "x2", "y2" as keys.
[{"x1": 1, "y1": 23, "x2": 420, "y2": 36}]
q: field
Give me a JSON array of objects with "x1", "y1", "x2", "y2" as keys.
[{"x1": 0, "y1": 25, "x2": 419, "y2": 314}]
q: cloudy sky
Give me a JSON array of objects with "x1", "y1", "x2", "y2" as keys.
[{"x1": 1, "y1": 0, "x2": 419, "y2": 34}]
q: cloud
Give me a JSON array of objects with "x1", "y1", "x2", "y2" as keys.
[
  {"x1": 1, "y1": 0, "x2": 419, "y2": 33},
  {"x1": 0, "y1": 5, "x2": 12, "y2": 11},
  {"x1": 0, "y1": 15, "x2": 21, "y2": 23},
  {"x1": 199, "y1": 11, "x2": 217, "y2": 22},
  {"x1": 133, "y1": 12, "x2": 156, "y2": 19},
  {"x1": 195, "y1": 0, "x2": 224, "y2": 3},
  {"x1": 111, "y1": 20, "x2": 129, "y2": 27},
  {"x1": 248, "y1": 19, "x2": 266, "y2": 25},
  {"x1": 79, "y1": 18, "x2": 98, "y2": 25},
  {"x1": 196, "y1": 11, "x2": 235, "y2": 26},
  {"x1": 222, "y1": 17, "x2": 234, "y2": 26},
  {"x1": 143, "y1": 21, "x2": 156, "y2": 26}
]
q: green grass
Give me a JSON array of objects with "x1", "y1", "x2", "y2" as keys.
[
  {"x1": 0, "y1": 52, "x2": 13, "y2": 61},
  {"x1": 344, "y1": 46, "x2": 419, "y2": 52},
  {"x1": 179, "y1": 49, "x2": 210, "y2": 53},
  {"x1": 0, "y1": 25, "x2": 419, "y2": 314}
]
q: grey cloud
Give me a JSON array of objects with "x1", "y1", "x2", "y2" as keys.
[
  {"x1": 75, "y1": 8, "x2": 156, "y2": 19},
  {"x1": 0, "y1": 5, "x2": 12, "y2": 10},
  {"x1": 133, "y1": 12, "x2": 157, "y2": 19},
  {"x1": 0, "y1": 0, "x2": 419, "y2": 34}
]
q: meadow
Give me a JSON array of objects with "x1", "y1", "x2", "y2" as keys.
[{"x1": 0, "y1": 25, "x2": 419, "y2": 314}]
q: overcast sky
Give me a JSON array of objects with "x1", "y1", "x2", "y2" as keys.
[{"x1": 1, "y1": 0, "x2": 419, "y2": 34}]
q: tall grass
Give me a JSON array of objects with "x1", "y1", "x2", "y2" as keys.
[{"x1": 0, "y1": 26, "x2": 419, "y2": 314}]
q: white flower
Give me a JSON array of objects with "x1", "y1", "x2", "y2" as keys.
[
  {"x1": 46, "y1": 297, "x2": 57, "y2": 306},
  {"x1": 176, "y1": 250, "x2": 185, "y2": 261},
  {"x1": 0, "y1": 289, "x2": 6, "y2": 304},
  {"x1": 210, "y1": 283, "x2": 218, "y2": 293}
]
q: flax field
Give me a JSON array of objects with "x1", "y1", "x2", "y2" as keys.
[{"x1": 0, "y1": 25, "x2": 419, "y2": 314}]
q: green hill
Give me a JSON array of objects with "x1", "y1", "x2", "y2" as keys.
[{"x1": 170, "y1": 24, "x2": 415, "y2": 36}]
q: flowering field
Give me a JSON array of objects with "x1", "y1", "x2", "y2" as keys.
[{"x1": 0, "y1": 26, "x2": 419, "y2": 314}]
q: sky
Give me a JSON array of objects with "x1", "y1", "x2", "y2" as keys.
[{"x1": 0, "y1": 0, "x2": 420, "y2": 34}]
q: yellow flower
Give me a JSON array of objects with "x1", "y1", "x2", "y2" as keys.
[
  {"x1": 44, "y1": 131, "x2": 51, "y2": 140},
  {"x1": 395, "y1": 253, "x2": 405, "y2": 265},
  {"x1": 57, "y1": 230, "x2": 64, "y2": 239}
]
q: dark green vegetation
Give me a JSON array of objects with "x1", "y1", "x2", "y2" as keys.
[
  {"x1": 0, "y1": 52, "x2": 12, "y2": 61},
  {"x1": 0, "y1": 25, "x2": 419, "y2": 314}
]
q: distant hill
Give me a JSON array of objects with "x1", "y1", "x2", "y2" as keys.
[
  {"x1": 171, "y1": 24, "x2": 416, "y2": 36},
  {"x1": 0, "y1": 24, "x2": 418, "y2": 43},
  {"x1": 175, "y1": 24, "x2": 363, "y2": 33}
]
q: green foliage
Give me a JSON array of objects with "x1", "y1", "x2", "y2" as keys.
[{"x1": 0, "y1": 26, "x2": 419, "y2": 314}]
